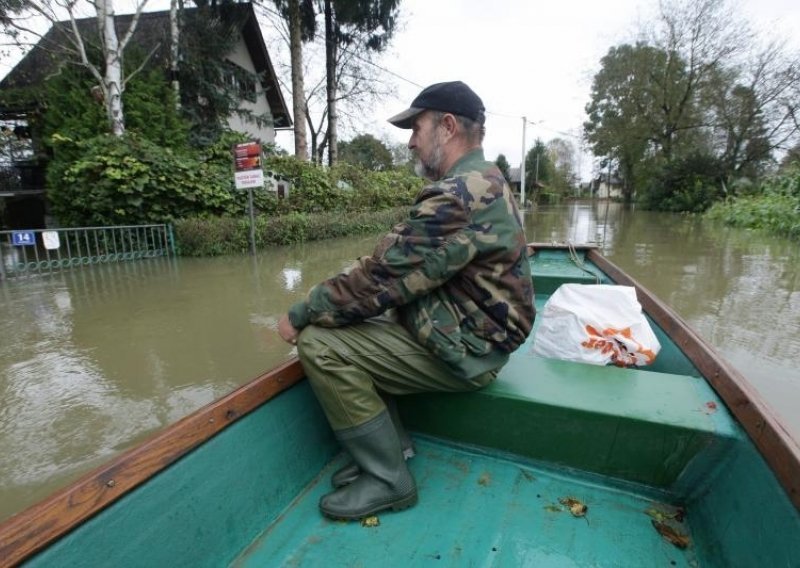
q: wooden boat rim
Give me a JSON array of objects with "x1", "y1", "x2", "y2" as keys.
[
  {"x1": 0, "y1": 358, "x2": 305, "y2": 567},
  {"x1": 0, "y1": 242, "x2": 797, "y2": 567},
  {"x1": 586, "y1": 247, "x2": 800, "y2": 512}
]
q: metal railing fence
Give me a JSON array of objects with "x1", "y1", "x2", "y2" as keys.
[{"x1": 0, "y1": 224, "x2": 175, "y2": 280}]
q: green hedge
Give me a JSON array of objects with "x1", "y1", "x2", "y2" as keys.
[
  {"x1": 47, "y1": 133, "x2": 422, "y2": 228},
  {"x1": 48, "y1": 131, "x2": 248, "y2": 226},
  {"x1": 175, "y1": 207, "x2": 410, "y2": 256}
]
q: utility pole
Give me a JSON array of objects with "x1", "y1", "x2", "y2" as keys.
[{"x1": 520, "y1": 116, "x2": 527, "y2": 208}]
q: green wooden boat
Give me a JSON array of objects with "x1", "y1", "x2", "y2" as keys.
[{"x1": 2, "y1": 244, "x2": 799, "y2": 567}]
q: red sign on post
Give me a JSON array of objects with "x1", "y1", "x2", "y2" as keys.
[{"x1": 233, "y1": 141, "x2": 264, "y2": 189}]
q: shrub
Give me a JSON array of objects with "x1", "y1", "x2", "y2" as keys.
[
  {"x1": 48, "y1": 132, "x2": 242, "y2": 226},
  {"x1": 640, "y1": 153, "x2": 725, "y2": 212},
  {"x1": 175, "y1": 207, "x2": 409, "y2": 256},
  {"x1": 264, "y1": 156, "x2": 340, "y2": 213},
  {"x1": 706, "y1": 166, "x2": 800, "y2": 239}
]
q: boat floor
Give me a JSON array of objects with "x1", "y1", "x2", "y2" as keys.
[{"x1": 233, "y1": 438, "x2": 703, "y2": 567}]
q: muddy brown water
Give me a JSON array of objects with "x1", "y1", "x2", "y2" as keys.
[{"x1": 1, "y1": 201, "x2": 798, "y2": 521}]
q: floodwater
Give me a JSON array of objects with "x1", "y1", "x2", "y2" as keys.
[{"x1": 1, "y1": 201, "x2": 798, "y2": 522}]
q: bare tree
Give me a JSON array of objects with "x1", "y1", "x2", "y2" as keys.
[
  {"x1": 287, "y1": 0, "x2": 307, "y2": 159},
  {"x1": 708, "y1": 40, "x2": 800, "y2": 176},
  {"x1": 169, "y1": 0, "x2": 180, "y2": 109},
  {"x1": 260, "y1": 2, "x2": 394, "y2": 164},
  {"x1": 2, "y1": 0, "x2": 153, "y2": 136},
  {"x1": 646, "y1": 0, "x2": 749, "y2": 159},
  {"x1": 270, "y1": 0, "x2": 313, "y2": 159}
]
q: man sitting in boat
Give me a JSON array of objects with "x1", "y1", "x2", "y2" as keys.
[{"x1": 277, "y1": 81, "x2": 535, "y2": 520}]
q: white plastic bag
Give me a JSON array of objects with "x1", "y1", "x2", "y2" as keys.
[{"x1": 531, "y1": 284, "x2": 661, "y2": 367}]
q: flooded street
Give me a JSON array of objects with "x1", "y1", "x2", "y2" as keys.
[{"x1": 1, "y1": 202, "x2": 799, "y2": 521}]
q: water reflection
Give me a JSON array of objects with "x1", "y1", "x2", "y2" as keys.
[{"x1": 1, "y1": 210, "x2": 798, "y2": 522}]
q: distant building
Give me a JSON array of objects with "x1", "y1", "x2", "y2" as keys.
[
  {"x1": 507, "y1": 167, "x2": 545, "y2": 206},
  {"x1": 509, "y1": 167, "x2": 522, "y2": 194},
  {"x1": 591, "y1": 174, "x2": 624, "y2": 199},
  {"x1": 0, "y1": 3, "x2": 291, "y2": 229}
]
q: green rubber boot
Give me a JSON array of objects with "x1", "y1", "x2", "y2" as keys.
[
  {"x1": 320, "y1": 411, "x2": 417, "y2": 520},
  {"x1": 331, "y1": 395, "x2": 415, "y2": 488}
]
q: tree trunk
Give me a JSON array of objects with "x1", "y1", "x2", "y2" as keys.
[
  {"x1": 170, "y1": 0, "x2": 181, "y2": 109},
  {"x1": 98, "y1": 0, "x2": 125, "y2": 136},
  {"x1": 288, "y1": 0, "x2": 308, "y2": 159},
  {"x1": 324, "y1": 0, "x2": 337, "y2": 166},
  {"x1": 622, "y1": 161, "x2": 635, "y2": 203}
]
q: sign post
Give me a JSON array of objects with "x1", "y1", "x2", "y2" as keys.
[{"x1": 233, "y1": 141, "x2": 264, "y2": 256}]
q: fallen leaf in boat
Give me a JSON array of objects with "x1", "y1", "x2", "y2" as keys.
[
  {"x1": 478, "y1": 472, "x2": 491, "y2": 486},
  {"x1": 704, "y1": 401, "x2": 718, "y2": 414},
  {"x1": 645, "y1": 507, "x2": 671, "y2": 523},
  {"x1": 361, "y1": 516, "x2": 380, "y2": 528},
  {"x1": 652, "y1": 520, "x2": 690, "y2": 549},
  {"x1": 558, "y1": 497, "x2": 588, "y2": 517},
  {"x1": 645, "y1": 506, "x2": 686, "y2": 523}
]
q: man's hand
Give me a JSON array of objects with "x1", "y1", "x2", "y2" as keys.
[{"x1": 278, "y1": 314, "x2": 299, "y2": 345}]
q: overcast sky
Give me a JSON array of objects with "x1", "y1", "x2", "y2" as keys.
[
  {"x1": 269, "y1": 0, "x2": 800, "y2": 180},
  {"x1": 3, "y1": 0, "x2": 798, "y2": 180}
]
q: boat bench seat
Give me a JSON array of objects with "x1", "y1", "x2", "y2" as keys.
[{"x1": 399, "y1": 332, "x2": 741, "y2": 489}]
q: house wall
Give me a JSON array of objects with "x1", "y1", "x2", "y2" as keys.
[
  {"x1": 225, "y1": 37, "x2": 276, "y2": 144},
  {"x1": 596, "y1": 181, "x2": 623, "y2": 199}
]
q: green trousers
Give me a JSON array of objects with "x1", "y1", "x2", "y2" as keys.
[{"x1": 296, "y1": 316, "x2": 498, "y2": 431}]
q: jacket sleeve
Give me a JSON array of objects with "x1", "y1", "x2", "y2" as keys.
[{"x1": 288, "y1": 187, "x2": 478, "y2": 330}]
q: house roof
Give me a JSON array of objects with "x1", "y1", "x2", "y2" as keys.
[
  {"x1": 594, "y1": 174, "x2": 623, "y2": 186},
  {"x1": 0, "y1": 3, "x2": 291, "y2": 128}
]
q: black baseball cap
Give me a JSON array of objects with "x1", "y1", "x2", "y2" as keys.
[{"x1": 388, "y1": 81, "x2": 485, "y2": 129}]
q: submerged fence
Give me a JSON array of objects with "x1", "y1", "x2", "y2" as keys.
[{"x1": 0, "y1": 224, "x2": 175, "y2": 279}]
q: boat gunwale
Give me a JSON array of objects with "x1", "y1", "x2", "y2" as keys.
[
  {"x1": 1, "y1": 242, "x2": 797, "y2": 566},
  {"x1": 0, "y1": 358, "x2": 305, "y2": 567},
  {"x1": 587, "y1": 247, "x2": 800, "y2": 512}
]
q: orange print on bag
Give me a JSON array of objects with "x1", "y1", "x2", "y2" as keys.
[{"x1": 581, "y1": 325, "x2": 658, "y2": 367}]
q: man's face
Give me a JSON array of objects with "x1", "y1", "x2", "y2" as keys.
[{"x1": 408, "y1": 111, "x2": 445, "y2": 181}]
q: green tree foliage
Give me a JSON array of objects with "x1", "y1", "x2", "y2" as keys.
[
  {"x1": 179, "y1": 5, "x2": 260, "y2": 147},
  {"x1": 584, "y1": 0, "x2": 800, "y2": 211},
  {"x1": 640, "y1": 152, "x2": 725, "y2": 212},
  {"x1": 41, "y1": 58, "x2": 190, "y2": 197},
  {"x1": 524, "y1": 139, "x2": 553, "y2": 202},
  {"x1": 584, "y1": 43, "x2": 687, "y2": 202},
  {"x1": 40, "y1": 61, "x2": 187, "y2": 159},
  {"x1": 47, "y1": 131, "x2": 244, "y2": 226},
  {"x1": 338, "y1": 133, "x2": 392, "y2": 170},
  {"x1": 708, "y1": 78, "x2": 772, "y2": 179},
  {"x1": 546, "y1": 138, "x2": 577, "y2": 197},
  {"x1": 494, "y1": 154, "x2": 511, "y2": 183}
]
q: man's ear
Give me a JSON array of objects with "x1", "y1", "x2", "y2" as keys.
[{"x1": 439, "y1": 113, "x2": 458, "y2": 141}]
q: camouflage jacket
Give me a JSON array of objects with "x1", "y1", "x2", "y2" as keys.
[{"x1": 288, "y1": 149, "x2": 535, "y2": 377}]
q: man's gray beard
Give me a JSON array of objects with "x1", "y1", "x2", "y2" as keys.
[{"x1": 414, "y1": 138, "x2": 444, "y2": 181}]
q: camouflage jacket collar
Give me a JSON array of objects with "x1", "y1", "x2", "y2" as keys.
[{"x1": 444, "y1": 148, "x2": 486, "y2": 178}]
